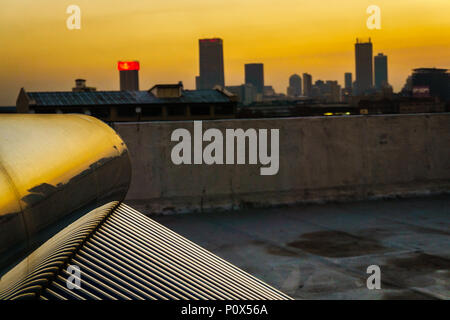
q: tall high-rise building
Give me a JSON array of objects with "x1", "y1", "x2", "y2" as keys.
[
  {"x1": 342, "y1": 73, "x2": 353, "y2": 101},
  {"x1": 303, "y1": 73, "x2": 312, "y2": 97},
  {"x1": 344, "y1": 73, "x2": 353, "y2": 89},
  {"x1": 245, "y1": 63, "x2": 264, "y2": 94},
  {"x1": 354, "y1": 38, "x2": 373, "y2": 95},
  {"x1": 287, "y1": 74, "x2": 302, "y2": 97},
  {"x1": 196, "y1": 38, "x2": 225, "y2": 90},
  {"x1": 118, "y1": 61, "x2": 140, "y2": 91},
  {"x1": 374, "y1": 53, "x2": 388, "y2": 90}
]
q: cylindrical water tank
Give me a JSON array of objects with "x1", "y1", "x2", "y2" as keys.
[{"x1": 0, "y1": 114, "x2": 131, "y2": 275}]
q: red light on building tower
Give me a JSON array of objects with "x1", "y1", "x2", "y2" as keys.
[
  {"x1": 200, "y1": 39, "x2": 221, "y2": 43},
  {"x1": 118, "y1": 61, "x2": 140, "y2": 71},
  {"x1": 118, "y1": 61, "x2": 140, "y2": 91}
]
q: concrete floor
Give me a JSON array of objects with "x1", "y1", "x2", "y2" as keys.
[{"x1": 146, "y1": 195, "x2": 450, "y2": 300}]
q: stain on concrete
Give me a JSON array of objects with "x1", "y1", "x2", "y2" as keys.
[
  {"x1": 265, "y1": 245, "x2": 300, "y2": 257},
  {"x1": 381, "y1": 253, "x2": 450, "y2": 288},
  {"x1": 389, "y1": 253, "x2": 450, "y2": 272},
  {"x1": 287, "y1": 230, "x2": 388, "y2": 258},
  {"x1": 409, "y1": 226, "x2": 450, "y2": 236},
  {"x1": 354, "y1": 227, "x2": 393, "y2": 240},
  {"x1": 382, "y1": 290, "x2": 433, "y2": 300},
  {"x1": 355, "y1": 225, "x2": 450, "y2": 242},
  {"x1": 251, "y1": 240, "x2": 300, "y2": 257}
]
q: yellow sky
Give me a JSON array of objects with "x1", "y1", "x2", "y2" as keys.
[{"x1": 0, "y1": 0, "x2": 449, "y2": 105}]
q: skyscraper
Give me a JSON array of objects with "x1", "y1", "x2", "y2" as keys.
[
  {"x1": 354, "y1": 38, "x2": 373, "y2": 95},
  {"x1": 303, "y1": 73, "x2": 312, "y2": 97},
  {"x1": 118, "y1": 61, "x2": 140, "y2": 91},
  {"x1": 374, "y1": 53, "x2": 388, "y2": 90},
  {"x1": 342, "y1": 73, "x2": 353, "y2": 101},
  {"x1": 245, "y1": 63, "x2": 264, "y2": 94},
  {"x1": 196, "y1": 38, "x2": 225, "y2": 90},
  {"x1": 287, "y1": 74, "x2": 302, "y2": 97},
  {"x1": 344, "y1": 73, "x2": 352, "y2": 89}
]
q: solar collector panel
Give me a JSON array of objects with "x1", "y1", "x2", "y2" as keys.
[{"x1": 2, "y1": 203, "x2": 291, "y2": 300}]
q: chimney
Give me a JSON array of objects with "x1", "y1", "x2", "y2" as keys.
[
  {"x1": 75, "y1": 79, "x2": 86, "y2": 89},
  {"x1": 72, "y1": 79, "x2": 96, "y2": 92}
]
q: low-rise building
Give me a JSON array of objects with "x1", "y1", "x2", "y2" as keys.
[
  {"x1": 358, "y1": 97, "x2": 445, "y2": 115},
  {"x1": 16, "y1": 82, "x2": 237, "y2": 122}
]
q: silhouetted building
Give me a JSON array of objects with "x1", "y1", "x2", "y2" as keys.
[
  {"x1": 225, "y1": 84, "x2": 257, "y2": 105},
  {"x1": 118, "y1": 61, "x2": 140, "y2": 91},
  {"x1": 303, "y1": 73, "x2": 312, "y2": 97},
  {"x1": 312, "y1": 80, "x2": 325, "y2": 99},
  {"x1": 400, "y1": 76, "x2": 413, "y2": 96},
  {"x1": 287, "y1": 74, "x2": 302, "y2": 97},
  {"x1": 344, "y1": 73, "x2": 352, "y2": 89},
  {"x1": 263, "y1": 86, "x2": 276, "y2": 97},
  {"x1": 195, "y1": 76, "x2": 201, "y2": 90},
  {"x1": 196, "y1": 38, "x2": 225, "y2": 90},
  {"x1": 358, "y1": 97, "x2": 445, "y2": 115},
  {"x1": 355, "y1": 38, "x2": 373, "y2": 95},
  {"x1": 72, "y1": 79, "x2": 96, "y2": 92},
  {"x1": 311, "y1": 80, "x2": 341, "y2": 103},
  {"x1": 324, "y1": 81, "x2": 341, "y2": 103},
  {"x1": 245, "y1": 63, "x2": 264, "y2": 95},
  {"x1": 411, "y1": 68, "x2": 449, "y2": 102},
  {"x1": 374, "y1": 53, "x2": 388, "y2": 90},
  {"x1": 342, "y1": 73, "x2": 353, "y2": 102},
  {"x1": 16, "y1": 84, "x2": 237, "y2": 122}
]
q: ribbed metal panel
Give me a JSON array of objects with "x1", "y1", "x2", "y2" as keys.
[
  {"x1": 1, "y1": 203, "x2": 290, "y2": 300},
  {"x1": 0, "y1": 202, "x2": 116, "y2": 300}
]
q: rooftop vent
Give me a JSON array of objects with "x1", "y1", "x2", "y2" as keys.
[{"x1": 150, "y1": 82, "x2": 183, "y2": 98}]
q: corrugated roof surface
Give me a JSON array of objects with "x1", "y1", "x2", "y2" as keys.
[
  {"x1": 0, "y1": 202, "x2": 291, "y2": 300},
  {"x1": 26, "y1": 90, "x2": 230, "y2": 107}
]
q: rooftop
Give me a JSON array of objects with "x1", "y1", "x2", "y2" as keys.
[
  {"x1": 413, "y1": 68, "x2": 448, "y2": 73},
  {"x1": 23, "y1": 89, "x2": 232, "y2": 107},
  {"x1": 152, "y1": 195, "x2": 450, "y2": 300}
]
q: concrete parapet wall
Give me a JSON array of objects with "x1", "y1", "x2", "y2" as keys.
[{"x1": 114, "y1": 114, "x2": 450, "y2": 214}]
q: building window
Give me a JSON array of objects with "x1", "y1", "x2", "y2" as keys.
[
  {"x1": 62, "y1": 108, "x2": 84, "y2": 114},
  {"x1": 190, "y1": 105, "x2": 210, "y2": 116},
  {"x1": 35, "y1": 108, "x2": 56, "y2": 114},
  {"x1": 142, "y1": 106, "x2": 162, "y2": 117},
  {"x1": 117, "y1": 106, "x2": 136, "y2": 117},
  {"x1": 91, "y1": 107, "x2": 110, "y2": 119},
  {"x1": 168, "y1": 105, "x2": 186, "y2": 116},
  {"x1": 215, "y1": 105, "x2": 234, "y2": 115}
]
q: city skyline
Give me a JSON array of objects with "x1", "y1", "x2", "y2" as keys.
[{"x1": 0, "y1": 0, "x2": 449, "y2": 105}]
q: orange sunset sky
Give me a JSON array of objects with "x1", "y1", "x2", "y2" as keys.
[{"x1": 0, "y1": 0, "x2": 449, "y2": 105}]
